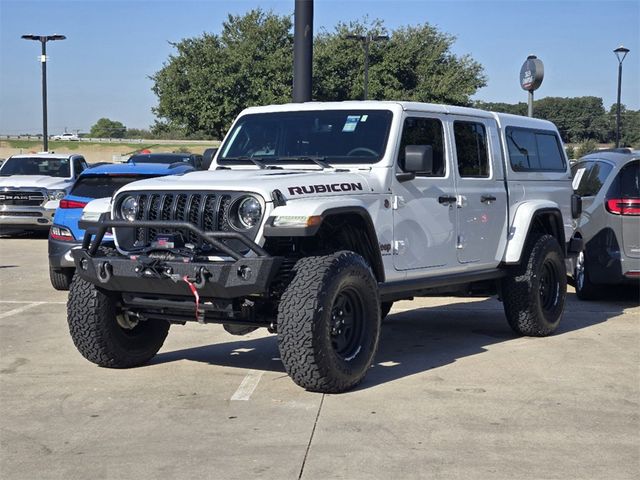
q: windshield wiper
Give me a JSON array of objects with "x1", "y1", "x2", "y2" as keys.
[
  {"x1": 222, "y1": 156, "x2": 283, "y2": 169},
  {"x1": 276, "y1": 156, "x2": 333, "y2": 169}
]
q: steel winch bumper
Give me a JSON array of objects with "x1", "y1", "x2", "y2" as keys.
[{"x1": 73, "y1": 217, "x2": 283, "y2": 299}]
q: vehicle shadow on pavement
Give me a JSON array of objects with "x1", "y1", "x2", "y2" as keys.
[
  {"x1": 0, "y1": 231, "x2": 49, "y2": 240},
  {"x1": 151, "y1": 334, "x2": 285, "y2": 373},
  {"x1": 151, "y1": 291, "x2": 636, "y2": 388}
]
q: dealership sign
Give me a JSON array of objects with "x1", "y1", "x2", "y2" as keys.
[{"x1": 520, "y1": 55, "x2": 544, "y2": 91}]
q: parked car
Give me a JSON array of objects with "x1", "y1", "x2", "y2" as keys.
[
  {"x1": 53, "y1": 133, "x2": 80, "y2": 141},
  {"x1": 569, "y1": 148, "x2": 640, "y2": 299},
  {"x1": 127, "y1": 152, "x2": 205, "y2": 170},
  {"x1": 0, "y1": 153, "x2": 88, "y2": 234},
  {"x1": 48, "y1": 161, "x2": 195, "y2": 290}
]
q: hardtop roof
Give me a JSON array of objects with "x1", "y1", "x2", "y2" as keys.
[{"x1": 241, "y1": 100, "x2": 558, "y2": 131}]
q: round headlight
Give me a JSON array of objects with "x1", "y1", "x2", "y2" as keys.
[
  {"x1": 48, "y1": 190, "x2": 66, "y2": 200},
  {"x1": 236, "y1": 197, "x2": 262, "y2": 229},
  {"x1": 120, "y1": 196, "x2": 138, "y2": 222}
]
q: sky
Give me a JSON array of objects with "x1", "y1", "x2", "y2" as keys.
[{"x1": 0, "y1": 0, "x2": 638, "y2": 135}]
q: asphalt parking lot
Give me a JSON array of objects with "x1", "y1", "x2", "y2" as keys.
[{"x1": 1, "y1": 234, "x2": 638, "y2": 480}]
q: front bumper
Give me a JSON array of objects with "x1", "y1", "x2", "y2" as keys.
[
  {"x1": 73, "y1": 217, "x2": 282, "y2": 299},
  {"x1": 0, "y1": 205, "x2": 55, "y2": 230}
]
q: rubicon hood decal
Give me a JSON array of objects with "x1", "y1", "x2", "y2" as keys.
[{"x1": 288, "y1": 182, "x2": 363, "y2": 195}]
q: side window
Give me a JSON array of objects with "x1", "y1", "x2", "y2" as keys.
[
  {"x1": 453, "y1": 121, "x2": 489, "y2": 178},
  {"x1": 506, "y1": 127, "x2": 566, "y2": 172},
  {"x1": 536, "y1": 133, "x2": 565, "y2": 170},
  {"x1": 398, "y1": 117, "x2": 445, "y2": 176},
  {"x1": 574, "y1": 161, "x2": 613, "y2": 197}
]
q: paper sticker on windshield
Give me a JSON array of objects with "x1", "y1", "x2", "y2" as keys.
[
  {"x1": 342, "y1": 115, "x2": 361, "y2": 132},
  {"x1": 360, "y1": 115, "x2": 368, "y2": 122},
  {"x1": 572, "y1": 167, "x2": 586, "y2": 190}
]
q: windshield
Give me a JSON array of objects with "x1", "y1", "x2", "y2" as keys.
[
  {"x1": 218, "y1": 110, "x2": 393, "y2": 165},
  {"x1": 71, "y1": 175, "x2": 155, "y2": 199},
  {"x1": 0, "y1": 157, "x2": 71, "y2": 177},
  {"x1": 128, "y1": 154, "x2": 193, "y2": 165}
]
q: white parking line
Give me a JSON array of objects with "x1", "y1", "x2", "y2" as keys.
[
  {"x1": 0, "y1": 302, "x2": 46, "y2": 319},
  {"x1": 231, "y1": 370, "x2": 264, "y2": 401},
  {"x1": 0, "y1": 300, "x2": 66, "y2": 304}
]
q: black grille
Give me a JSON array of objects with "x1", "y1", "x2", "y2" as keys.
[
  {"x1": 0, "y1": 190, "x2": 46, "y2": 206},
  {"x1": 116, "y1": 191, "x2": 256, "y2": 251}
]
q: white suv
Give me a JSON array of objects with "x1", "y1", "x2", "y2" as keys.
[{"x1": 67, "y1": 101, "x2": 578, "y2": 393}]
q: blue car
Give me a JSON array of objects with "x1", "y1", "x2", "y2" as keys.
[{"x1": 48, "y1": 162, "x2": 194, "y2": 290}]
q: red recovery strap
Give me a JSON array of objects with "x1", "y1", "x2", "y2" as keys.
[{"x1": 182, "y1": 275, "x2": 203, "y2": 323}]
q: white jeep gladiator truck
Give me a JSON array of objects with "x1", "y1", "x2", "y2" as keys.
[{"x1": 68, "y1": 101, "x2": 579, "y2": 393}]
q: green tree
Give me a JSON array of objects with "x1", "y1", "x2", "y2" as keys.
[
  {"x1": 313, "y1": 18, "x2": 486, "y2": 104},
  {"x1": 89, "y1": 118, "x2": 126, "y2": 138},
  {"x1": 608, "y1": 104, "x2": 640, "y2": 148},
  {"x1": 151, "y1": 11, "x2": 487, "y2": 137},
  {"x1": 152, "y1": 9, "x2": 293, "y2": 139},
  {"x1": 575, "y1": 139, "x2": 598, "y2": 158}
]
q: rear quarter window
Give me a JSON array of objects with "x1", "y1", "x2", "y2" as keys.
[{"x1": 506, "y1": 127, "x2": 566, "y2": 172}]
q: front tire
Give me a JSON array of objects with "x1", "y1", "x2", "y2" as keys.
[
  {"x1": 277, "y1": 251, "x2": 381, "y2": 393},
  {"x1": 502, "y1": 234, "x2": 567, "y2": 336},
  {"x1": 50, "y1": 266, "x2": 73, "y2": 291},
  {"x1": 67, "y1": 275, "x2": 169, "y2": 368}
]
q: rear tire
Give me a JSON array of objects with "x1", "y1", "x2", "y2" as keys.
[
  {"x1": 502, "y1": 234, "x2": 566, "y2": 336},
  {"x1": 574, "y1": 250, "x2": 599, "y2": 300},
  {"x1": 67, "y1": 274, "x2": 169, "y2": 368},
  {"x1": 277, "y1": 251, "x2": 381, "y2": 393},
  {"x1": 50, "y1": 266, "x2": 73, "y2": 291}
]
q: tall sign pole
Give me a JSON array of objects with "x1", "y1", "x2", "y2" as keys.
[
  {"x1": 293, "y1": 0, "x2": 313, "y2": 103},
  {"x1": 519, "y1": 55, "x2": 544, "y2": 117}
]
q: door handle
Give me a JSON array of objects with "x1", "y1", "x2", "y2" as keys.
[
  {"x1": 481, "y1": 194, "x2": 497, "y2": 203},
  {"x1": 438, "y1": 195, "x2": 456, "y2": 205}
]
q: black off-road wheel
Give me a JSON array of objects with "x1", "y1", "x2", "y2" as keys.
[
  {"x1": 277, "y1": 251, "x2": 381, "y2": 393},
  {"x1": 502, "y1": 234, "x2": 567, "y2": 336},
  {"x1": 67, "y1": 274, "x2": 170, "y2": 368},
  {"x1": 574, "y1": 250, "x2": 599, "y2": 300},
  {"x1": 50, "y1": 266, "x2": 73, "y2": 291}
]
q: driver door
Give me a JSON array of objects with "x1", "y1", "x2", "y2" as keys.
[{"x1": 392, "y1": 114, "x2": 458, "y2": 272}]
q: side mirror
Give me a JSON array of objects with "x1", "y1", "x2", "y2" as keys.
[
  {"x1": 202, "y1": 148, "x2": 218, "y2": 170},
  {"x1": 571, "y1": 193, "x2": 582, "y2": 219},
  {"x1": 397, "y1": 145, "x2": 433, "y2": 182}
]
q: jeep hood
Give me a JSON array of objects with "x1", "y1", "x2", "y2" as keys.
[
  {"x1": 115, "y1": 168, "x2": 381, "y2": 200},
  {"x1": 0, "y1": 175, "x2": 72, "y2": 190}
]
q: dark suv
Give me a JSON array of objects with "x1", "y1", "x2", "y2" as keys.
[
  {"x1": 127, "y1": 152, "x2": 204, "y2": 170},
  {"x1": 570, "y1": 149, "x2": 640, "y2": 299}
]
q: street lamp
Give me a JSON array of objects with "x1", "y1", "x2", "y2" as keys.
[
  {"x1": 21, "y1": 34, "x2": 66, "y2": 152},
  {"x1": 345, "y1": 33, "x2": 389, "y2": 100},
  {"x1": 613, "y1": 45, "x2": 630, "y2": 148}
]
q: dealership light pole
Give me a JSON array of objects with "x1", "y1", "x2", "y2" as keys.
[
  {"x1": 346, "y1": 33, "x2": 389, "y2": 100},
  {"x1": 21, "y1": 34, "x2": 66, "y2": 152},
  {"x1": 613, "y1": 45, "x2": 630, "y2": 148}
]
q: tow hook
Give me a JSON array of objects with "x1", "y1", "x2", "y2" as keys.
[{"x1": 97, "y1": 261, "x2": 113, "y2": 283}]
